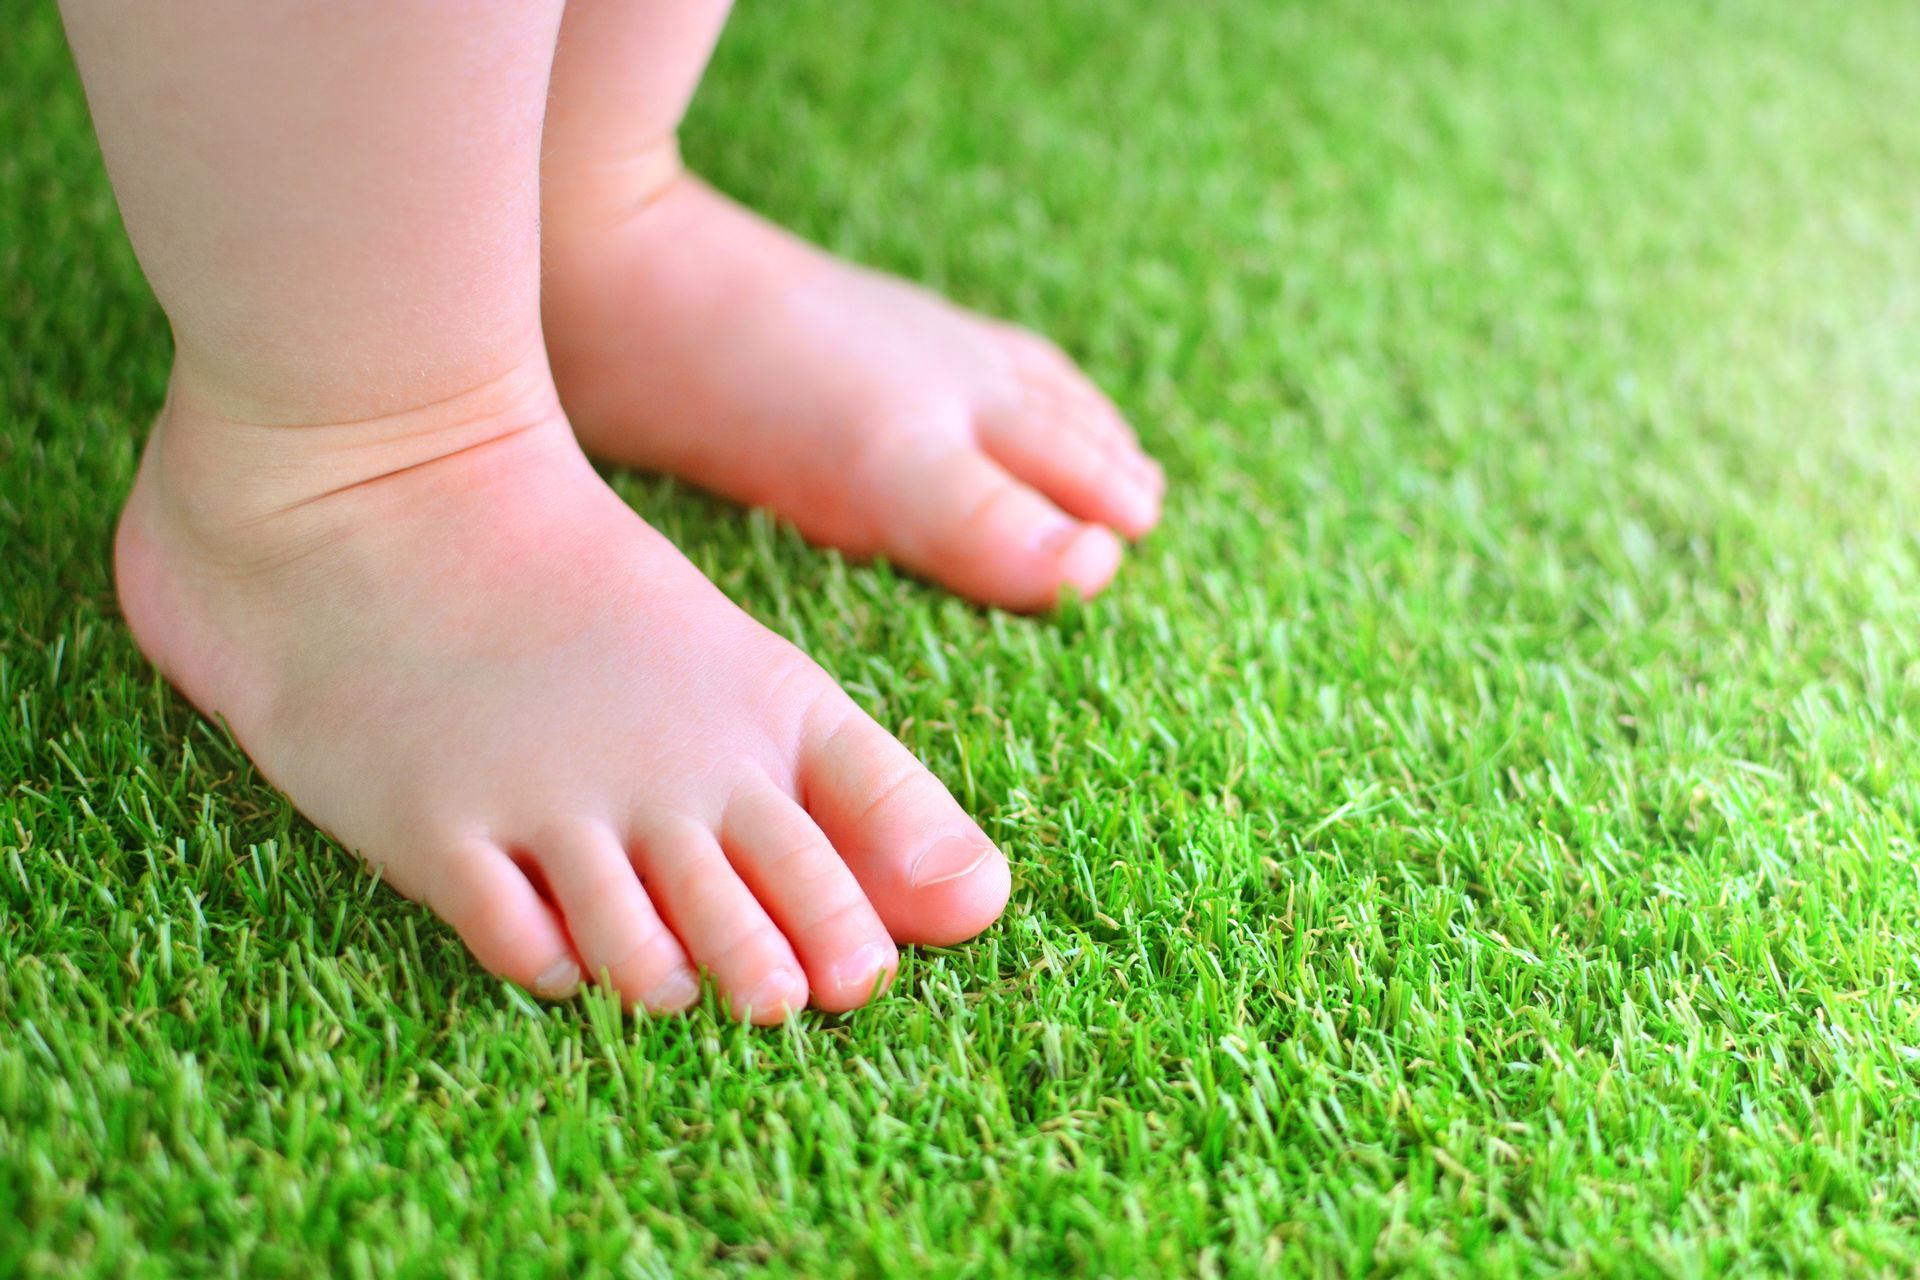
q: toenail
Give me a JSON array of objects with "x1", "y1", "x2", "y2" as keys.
[
  {"x1": 532, "y1": 957, "x2": 582, "y2": 998},
  {"x1": 742, "y1": 968, "x2": 802, "y2": 1017},
  {"x1": 909, "y1": 834, "x2": 996, "y2": 888},
  {"x1": 1118, "y1": 477, "x2": 1160, "y2": 523},
  {"x1": 1058, "y1": 526, "x2": 1124, "y2": 595},
  {"x1": 829, "y1": 941, "x2": 898, "y2": 995},
  {"x1": 1114, "y1": 447, "x2": 1158, "y2": 488},
  {"x1": 1034, "y1": 520, "x2": 1082, "y2": 554},
  {"x1": 648, "y1": 968, "x2": 701, "y2": 1010}
]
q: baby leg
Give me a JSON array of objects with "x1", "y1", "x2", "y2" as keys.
[
  {"x1": 64, "y1": 0, "x2": 1009, "y2": 1017},
  {"x1": 541, "y1": 0, "x2": 1165, "y2": 611}
]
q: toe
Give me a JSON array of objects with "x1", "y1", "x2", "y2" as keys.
[
  {"x1": 533, "y1": 820, "x2": 699, "y2": 1013},
  {"x1": 799, "y1": 703, "x2": 1011, "y2": 947},
  {"x1": 881, "y1": 439, "x2": 1125, "y2": 611},
  {"x1": 978, "y1": 396, "x2": 1162, "y2": 540},
  {"x1": 635, "y1": 815, "x2": 809, "y2": 1023},
  {"x1": 430, "y1": 842, "x2": 584, "y2": 1000},
  {"x1": 720, "y1": 781, "x2": 898, "y2": 1012},
  {"x1": 991, "y1": 327, "x2": 1165, "y2": 526},
  {"x1": 995, "y1": 326, "x2": 1147, "y2": 447}
]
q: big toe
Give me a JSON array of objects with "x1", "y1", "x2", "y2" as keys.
[{"x1": 800, "y1": 701, "x2": 1010, "y2": 946}]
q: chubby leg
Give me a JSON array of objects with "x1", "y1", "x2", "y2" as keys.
[
  {"x1": 64, "y1": 0, "x2": 1007, "y2": 1018},
  {"x1": 541, "y1": 0, "x2": 732, "y2": 240},
  {"x1": 541, "y1": 0, "x2": 1164, "y2": 612}
]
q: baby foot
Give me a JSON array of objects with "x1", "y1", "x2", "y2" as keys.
[
  {"x1": 115, "y1": 358, "x2": 1009, "y2": 1019},
  {"x1": 542, "y1": 161, "x2": 1164, "y2": 611}
]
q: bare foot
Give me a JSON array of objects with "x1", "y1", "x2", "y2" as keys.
[
  {"x1": 115, "y1": 358, "x2": 1010, "y2": 1020},
  {"x1": 543, "y1": 156, "x2": 1164, "y2": 612}
]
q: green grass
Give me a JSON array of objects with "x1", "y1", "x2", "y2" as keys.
[{"x1": 7, "y1": 0, "x2": 1920, "y2": 1274}]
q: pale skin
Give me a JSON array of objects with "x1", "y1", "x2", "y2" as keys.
[{"x1": 61, "y1": 0, "x2": 1160, "y2": 1018}]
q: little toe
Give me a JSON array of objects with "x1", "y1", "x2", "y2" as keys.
[
  {"x1": 635, "y1": 816, "x2": 809, "y2": 1023},
  {"x1": 799, "y1": 703, "x2": 1011, "y2": 947},
  {"x1": 883, "y1": 441, "x2": 1125, "y2": 610},
  {"x1": 429, "y1": 842, "x2": 584, "y2": 1000},
  {"x1": 533, "y1": 820, "x2": 699, "y2": 1012},
  {"x1": 721, "y1": 781, "x2": 898, "y2": 1011}
]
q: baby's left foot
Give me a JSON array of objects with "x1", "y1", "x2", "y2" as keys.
[{"x1": 543, "y1": 158, "x2": 1163, "y2": 611}]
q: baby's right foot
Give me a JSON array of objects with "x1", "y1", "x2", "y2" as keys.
[{"x1": 115, "y1": 358, "x2": 1009, "y2": 1020}]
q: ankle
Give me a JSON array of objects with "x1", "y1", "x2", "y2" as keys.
[
  {"x1": 542, "y1": 133, "x2": 687, "y2": 250},
  {"x1": 115, "y1": 351, "x2": 579, "y2": 718},
  {"x1": 134, "y1": 350, "x2": 566, "y2": 551}
]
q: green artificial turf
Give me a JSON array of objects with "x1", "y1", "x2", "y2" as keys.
[{"x1": 7, "y1": 0, "x2": 1920, "y2": 1274}]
